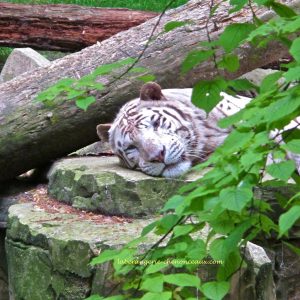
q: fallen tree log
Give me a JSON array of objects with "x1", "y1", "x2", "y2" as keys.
[
  {"x1": 0, "y1": 3, "x2": 157, "y2": 51},
  {"x1": 0, "y1": 0, "x2": 296, "y2": 182}
]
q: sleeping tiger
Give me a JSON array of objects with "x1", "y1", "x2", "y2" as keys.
[{"x1": 96, "y1": 82, "x2": 251, "y2": 177}]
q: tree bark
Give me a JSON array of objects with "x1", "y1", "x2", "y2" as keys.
[
  {"x1": 0, "y1": 3, "x2": 157, "y2": 51},
  {"x1": 0, "y1": 0, "x2": 297, "y2": 182}
]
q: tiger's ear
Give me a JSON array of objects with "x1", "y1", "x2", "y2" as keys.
[
  {"x1": 96, "y1": 123, "x2": 111, "y2": 142},
  {"x1": 140, "y1": 82, "x2": 167, "y2": 101}
]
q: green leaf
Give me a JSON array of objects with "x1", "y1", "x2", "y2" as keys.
[
  {"x1": 161, "y1": 195, "x2": 184, "y2": 212},
  {"x1": 202, "y1": 281, "x2": 230, "y2": 300},
  {"x1": 164, "y1": 273, "x2": 201, "y2": 288},
  {"x1": 282, "y1": 129, "x2": 300, "y2": 143},
  {"x1": 209, "y1": 238, "x2": 226, "y2": 260},
  {"x1": 271, "y1": 2, "x2": 297, "y2": 17},
  {"x1": 282, "y1": 16, "x2": 300, "y2": 33},
  {"x1": 283, "y1": 241, "x2": 300, "y2": 256},
  {"x1": 260, "y1": 71, "x2": 283, "y2": 93},
  {"x1": 262, "y1": 94, "x2": 300, "y2": 125},
  {"x1": 66, "y1": 89, "x2": 86, "y2": 100},
  {"x1": 140, "y1": 292, "x2": 172, "y2": 300},
  {"x1": 186, "y1": 239, "x2": 207, "y2": 260},
  {"x1": 210, "y1": 218, "x2": 235, "y2": 234},
  {"x1": 260, "y1": 214, "x2": 278, "y2": 234},
  {"x1": 217, "y1": 251, "x2": 242, "y2": 281},
  {"x1": 90, "y1": 249, "x2": 119, "y2": 265},
  {"x1": 253, "y1": 0, "x2": 272, "y2": 4},
  {"x1": 223, "y1": 220, "x2": 253, "y2": 257},
  {"x1": 247, "y1": 23, "x2": 274, "y2": 41},
  {"x1": 218, "y1": 54, "x2": 240, "y2": 72},
  {"x1": 240, "y1": 150, "x2": 264, "y2": 170},
  {"x1": 155, "y1": 214, "x2": 180, "y2": 234},
  {"x1": 85, "y1": 295, "x2": 104, "y2": 300},
  {"x1": 105, "y1": 296, "x2": 125, "y2": 300},
  {"x1": 219, "y1": 23, "x2": 256, "y2": 53},
  {"x1": 173, "y1": 224, "x2": 194, "y2": 237},
  {"x1": 220, "y1": 186, "x2": 253, "y2": 212},
  {"x1": 279, "y1": 205, "x2": 300, "y2": 237},
  {"x1": 282, "y1": 139, "x2": 300, "y2": 154},
  {"x1": 284, "y1": 66, "x2": 300, "y2": 82},
  {"x1": 141, "y1": 275, "x2": 164, "y2": 293},
  {"x1": 141, "y1": 221, "x2": 158, "y2": 236},
  {"x1": 218, "y1": 110, "x2": 244, "y2": 128},
  {"x1": 192, "y1": 78, "x2": 228, "y2": 113},
  {"x1": 266, "y1": 160, "x2": 296, "y2": 181},
  {"x1": 164, "y1": 21, "x2": 188, "y2": 32},
  {"x1": 138, "y1": 74, "x2": 156, "y2": 83},
  {"x1": 181, "y1": 50, "x2": 214, "y2": 74},
  {"x1": 75, "y1": 96, "x2": 96, "y2": 111},
  {"x1": 163, "y1": 242, "x2": 188, "y2": 255},
  {"x1": 220, "y1": 130, "x2": 254, "y2": 154},
  {"x1": 290, "y1": 37, "x2": 300, "y2": 62},
  {"x1": 145, "y1": 263, "x2": 167, "y2": 275},
  {"x1": 93, "y1": 58, "x2": 136, "y2": 76},
  {"x1": 230, "y1": 0, "x2": 248, "y2": 11},
  {"x1": 55, "y1": 78, "x2": 76, "y2": 87},
  {"x1": 228, "y1": 78, "x2": 257, "y2": 92}
]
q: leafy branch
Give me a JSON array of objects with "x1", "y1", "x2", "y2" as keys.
[{"x1": 88, "y1": 1, "x2": 300, "y2": 299}]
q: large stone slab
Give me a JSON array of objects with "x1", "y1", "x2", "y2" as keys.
[
  {"x1": 48, "y1": 157, "x2": 200, "y2": 217},
  {"x1": 6, "y1": 202, "x2": 281, "y2": 300},
  {"x1": 6, "y1": 203, "x2": 156, "y2": 299},
  {"x1": 0, "y1": 48, "x2": 50, "y2": 82}
]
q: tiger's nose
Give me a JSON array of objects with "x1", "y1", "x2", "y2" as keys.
[{"x1": 149, "y1": 146, "x2": 166, "y2": 163}]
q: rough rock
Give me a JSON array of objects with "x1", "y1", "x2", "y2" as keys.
[
  {"x1": 6, "y1": 203, "x2": 283, "y2": 299},
  {"x1": 48, "y1": 156, "x2": 200, "y2": 217},
  {"x1": 0, "y1": 229, "x2": 8, "y2": 300},
  {"x1": 6, "y1": 202, "x2": 156, "y2": 299},
  {"x1": 0, "y1": 48, "x2": 50, "y2": 82},
  {"x1": 0, "y1": 179, "x2": 37, "y2": 228},
  {"x1": 271, "y1": 241, "x2": 300, "y2": 299},
  {"x1": 229, "y1": 242, "x2": 276, "y2": 300},
  {"x1": 241, "y1": 68, "x2": 279, "y2": 87}
]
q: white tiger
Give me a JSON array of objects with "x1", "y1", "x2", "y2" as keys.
[{"x1": 96, "y1": 82, "x2": 251, "y2": 177}]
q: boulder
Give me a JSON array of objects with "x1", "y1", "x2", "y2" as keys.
[
  {"x1": 229, "y1": 242, "x2": 276, "y2": 300},
  {"x1": 6, "y1": 202, "x2": 156, "y2": 299},
  {"x1": 240, "y1": 68, "x2": 279, "y2": 87},
  {"x1": 6, "y1": 202, "x2": 282, "y2": 299},
  {"x1": 48, "y1": 156, "x2": 200, "y2": 217},
  {"x1": 0, "y1": 48, "x2": 50, "y2": 82},
  {"x1": 0, "y1": 229, "x2": 8, "y2": 300}
]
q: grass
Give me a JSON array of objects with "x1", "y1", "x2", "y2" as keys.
[{"x1": 1, "y1": 0, "x2": 188, "y2": 12}]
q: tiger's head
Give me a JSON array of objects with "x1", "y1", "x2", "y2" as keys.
[{"x1": 97, "y1": 82, "x2": 229, "y2": 177}]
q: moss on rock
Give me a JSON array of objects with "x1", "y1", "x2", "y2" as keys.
[
  {"x1": 48, "y1": 157, "x2": 200, "y2": 217},
  {"x1": 6, "y1": 203, "x2": 156, "y2": 299}
]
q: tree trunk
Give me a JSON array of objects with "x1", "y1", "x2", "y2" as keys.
[
  {"x1": 0, "y1": 0, "x2": 297, "y2": 182},
  {"x1": 0, "y1": 3, "x2": 157, "y2": 51}
]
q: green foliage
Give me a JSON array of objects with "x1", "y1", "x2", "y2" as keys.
[
  {"x1": 181, "y1": 50, "x2": 214, "y2": 74},
  {"x1": 201, "y1": 281, "x2": 230, "y2": 300},
  {"x1": 86, "y1": 1, "x2": 300, "y2": 299},
  {"x1": 33, "y1": 0, "x2": 300, "y2": 299},
  {"x1": 35, "y1": 58, "x2": 156, "y2": 110},
  {"x1": 279, "y1": 206, "x2": 300, "y2": 237},
  {"x1": 164, "y1": 21, "x2": 189, "y2": 32},
  {"x1": 0, "y1": 47, "x2": 12, "y2": 64},
  {"x1": 219, "y1": 23, "x2": 256, "y2": 53},
  {"x1": 192, "y1": 78, "x2": 227, "y2": 113}
]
